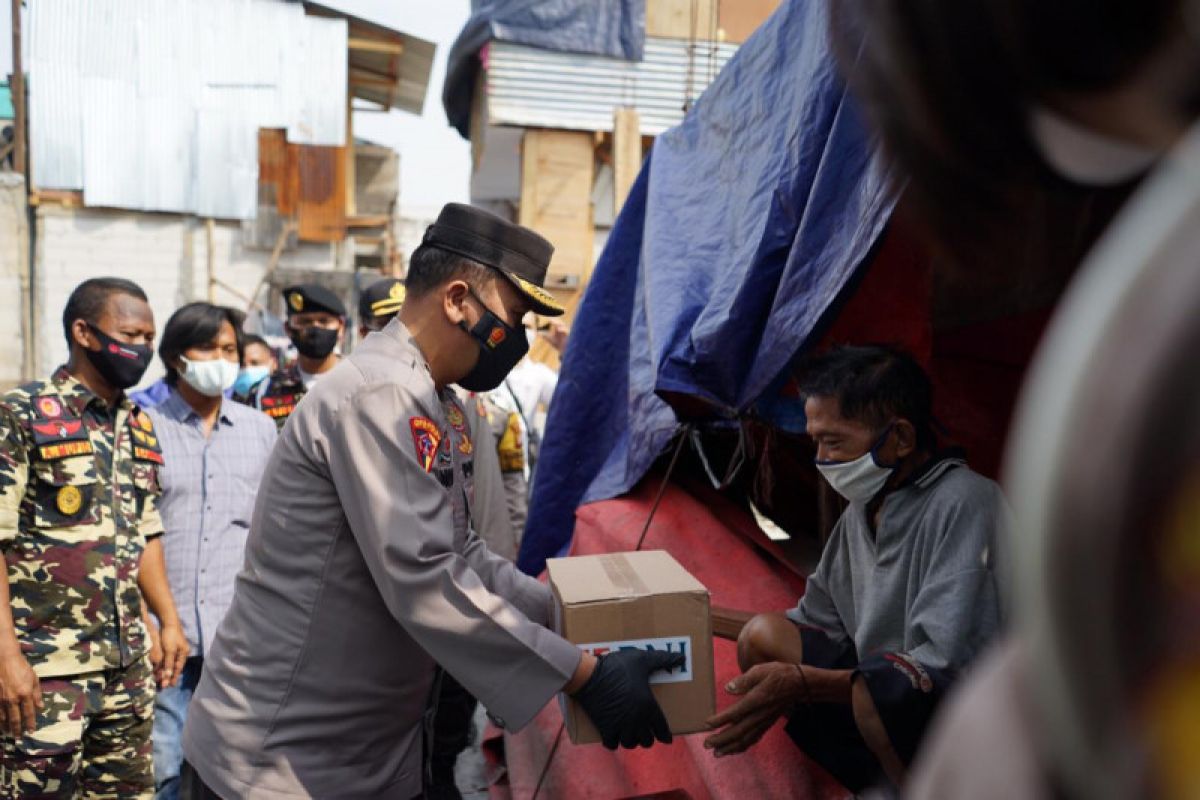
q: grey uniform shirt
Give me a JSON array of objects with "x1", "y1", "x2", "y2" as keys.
[
  {"x1": 182, "y1": 320, "x2": 582, "y2": 799},
  {"x1": 788, "y1": 458, "x2": 1007, "y2": 670}
]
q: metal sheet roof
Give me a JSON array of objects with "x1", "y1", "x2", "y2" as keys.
[
  {"x1": 485, "y1": 37, "x2": 738, "y2": 136},
  {"x1": 27, "y1": 0, "x2": 354, "y2": 219},
  {"x1": 302, "y1": 1, "x2": 436, "y2": 115}
]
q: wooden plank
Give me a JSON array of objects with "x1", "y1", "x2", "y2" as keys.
[
  {"x1": 612, "y1": 107, "x2": 641, "y2": 218},
  {"x1": 519, "y1": 129, "x2": 594, "y2": 283},
  {"x1": 296, "y1": 145, "x2": 347, "y2": 243},
  {"x1": 345, "y1": 95, "x2": 356, "y2": 218},
  {"x1": 646, "y1": 0, "x2": 717, "y2": 40},
  {"x1": 28, "y1": 190, "x2": 83, "y2": 207},
  {"x1": 346, "y1": 213, "x2": 390, "y2": 228},
  {"x1": 718, "y1": 0, "x2": 782, "y2": 42},
  {"x1": 11, "y1": 0, "x2": 25, "y2": 175},
  {"x1": 348, "y1": 37, "x2": 403, "y2": 55}
]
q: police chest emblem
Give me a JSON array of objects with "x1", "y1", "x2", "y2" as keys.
[
  {"x1": 56, "y1": 485, "x2": 83, "y2": 516},
  {"x1": 446, "y1": 404, "x2": 466, "y2": 432},
  {"x1": 409, "y1": 417, "x2": 442, "y2": 472}
]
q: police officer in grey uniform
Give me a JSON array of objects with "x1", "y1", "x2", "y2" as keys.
[{"x1": 181, "y1": 204, "x2": 681, "y2": 799}]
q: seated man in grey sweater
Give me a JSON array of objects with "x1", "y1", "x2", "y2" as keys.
[{"x1": 704, "y1": 345, "x2": 1007, "y2": 793}]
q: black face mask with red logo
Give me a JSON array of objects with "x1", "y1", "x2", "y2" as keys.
[
  {"x1": 85, "y1": 324, "x2": 153, "y2": 390},
  {"x1": 457, "y1": 293, "x2": 528, "y2": 392}
]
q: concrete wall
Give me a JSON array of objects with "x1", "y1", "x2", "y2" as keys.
[
  {"x1": 0, "y1": 175, "x2": 29, "y2": 390},
  {"x1": 32, "y1": 205, "x2": 337, "y2": 384}
]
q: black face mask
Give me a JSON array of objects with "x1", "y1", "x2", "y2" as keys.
[
  {"x1": 289, "y1": 325, "x2": 339, "y2": 360},
  {"x1": 84, "y1": 324, "x2": 153, "y2": 390},
  {"x1": 457, "y1": 297, "x2": 528, "y2": 392}
]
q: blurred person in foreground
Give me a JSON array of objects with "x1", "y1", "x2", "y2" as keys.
[
  {"x1": 0, "y1": 278, "x2": 186, "y2": 797},
  {"x1": 703, "y1": 345, "x2": 1007, "y2": 793},
  {"x1": 145, "y1": 303, "x2": 277, "y2": 800},
  {"x1": 842, "y1": 0, "x2": 1200, "y2": 797},
  {"x1": 181, "y1": 204, "x2": 682, "y2": 800},
  {"x1": 243, "y1": 284, "x2": 346, "y2": 431}
]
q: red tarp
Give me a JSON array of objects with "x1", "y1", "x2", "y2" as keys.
[{"x1": 485, "y1": 477, "x2": 852, "y2": 800}]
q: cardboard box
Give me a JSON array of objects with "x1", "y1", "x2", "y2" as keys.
[{"x1": 547, "y1": 550, "x2": 715, "y2": 745}]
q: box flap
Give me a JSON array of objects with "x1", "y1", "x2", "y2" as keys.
[{"x1": 547, "y1": 550, "x2": 706, "y2": 605}]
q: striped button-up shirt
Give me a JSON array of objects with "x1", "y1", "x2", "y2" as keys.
[{"x1": 148, "y1": 388, "x2": 276, "y2": 655}]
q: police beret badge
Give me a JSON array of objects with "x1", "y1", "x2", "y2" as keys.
[{"x1": 289, "y1": 292, "x2": 304, "y2": 312}]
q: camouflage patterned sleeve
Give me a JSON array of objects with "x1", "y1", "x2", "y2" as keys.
[
  {"x1": 0, "y1": 404, "x2": 29, "y2": 542},
  {"x1": 138, "y1": 466, "x2": 165, "y2": 541}
]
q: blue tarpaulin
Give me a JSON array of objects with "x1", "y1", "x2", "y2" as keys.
[
  {"x1": 444, "y1": 0, "x2": 646, "y2": 137},
  {"x1": 517, "y1": 0, "x2": 898, "y2": 575}
]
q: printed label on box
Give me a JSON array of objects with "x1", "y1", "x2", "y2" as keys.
[{"x1": 578, "y1": 636, "x2": 694, "y2": 684}]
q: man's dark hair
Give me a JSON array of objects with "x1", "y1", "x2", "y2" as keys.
[
  {"x1": 62, "y1": 277, "x2": 148, "y2": 347},
  {"x1": 797, "y1": 345, "x2": 936, "y2": 451},
  {"x1": 243, "y1": 333, "x2": 270, "y2": 351},
  {"x1": 404, "y1": 244, "x2": 495, "y2": 298},
  {"x1": 158, "y1": 303, "x2": 246, "y2": 385}
]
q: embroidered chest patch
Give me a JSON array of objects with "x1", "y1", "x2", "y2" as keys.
[{"x1": 409, "y1": 417, "x2": 442, "y2": 473}]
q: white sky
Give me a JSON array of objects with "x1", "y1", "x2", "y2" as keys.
[{"x1": 1, "y1": 0, "x2": 472, "y2": 220}]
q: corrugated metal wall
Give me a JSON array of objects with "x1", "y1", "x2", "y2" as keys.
[
  {"x1": 28, "y1": 0, "x2": 347, "y2": 220},
  {"x1": 486, "y1": 37, "x2": 737, "y2": 136}
]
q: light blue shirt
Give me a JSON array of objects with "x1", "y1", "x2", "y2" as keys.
[{"x1": 148, "y1": 388, "x2": 277, "y2": 655}]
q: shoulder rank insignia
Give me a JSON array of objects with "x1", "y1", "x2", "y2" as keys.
[
  {"x1": 133, "y1": 446, "x2": 164, "y2": 464},
  {"x1": 56, "y1": 485, "x2": 84, "y2": 516},
  {"x1": 409, "y1": 417, "x2": 442, "y2": 473},
  {"x1": 35, "y1": 396, "x2": 64, "y2": 418}
]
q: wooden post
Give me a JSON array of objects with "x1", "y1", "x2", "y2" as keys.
[
  {"x1": 11, "y1": 0, "x2": 25, "y2": 176},
  {"x1": 345, "y1": 88, "x2": 356, "y2": 218},
  {"x1": 205, "y1": 218, "x2": 216, "y2": 302},
  {"x1": 612, "y1": 107, "x2": 641, "y2": 218}
]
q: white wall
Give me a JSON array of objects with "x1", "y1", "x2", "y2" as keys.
[
  {"x1": 0, "y1": 175, "x2": 28, "y2": 388},
  {"x1": 33, "y1": 205, "x2": 335, "y2": 384}
]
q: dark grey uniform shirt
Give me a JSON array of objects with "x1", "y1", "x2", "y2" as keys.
[{"x1": 182, "y1": 320, "x2": 580, "y2": 799}]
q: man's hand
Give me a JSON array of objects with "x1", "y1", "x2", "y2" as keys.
[
  {"x1": 0, "y1": 646, "x2": 42, "y2": 737},
  {"x1": 703, "y1": 662, "x2": 806, "y2": 757},
  {"x1": 145, "y1": 613, "x2": 164, "y2": 679},
  {"x1": 156, "y1": 624, "x2": 189, "y2": 688},
  {"x1": 572, "y1": 649, "x2": 684, "y2": 750}
]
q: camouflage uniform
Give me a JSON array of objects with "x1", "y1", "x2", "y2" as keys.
[
  {"x1": 0, "y1": 367, "x2": 164, "y2": 798},
  {"x1": 234, "y1": 363, "x2": 306, "y2": 432}
]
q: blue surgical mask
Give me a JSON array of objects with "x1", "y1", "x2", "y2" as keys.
[{"x1": 233, "y1": 365, "x2": 271, "y2": 397}]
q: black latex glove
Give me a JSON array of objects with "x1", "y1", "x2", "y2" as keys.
[{"x1": 572, "y1": 648, "x2": 686, "y2": 750}]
